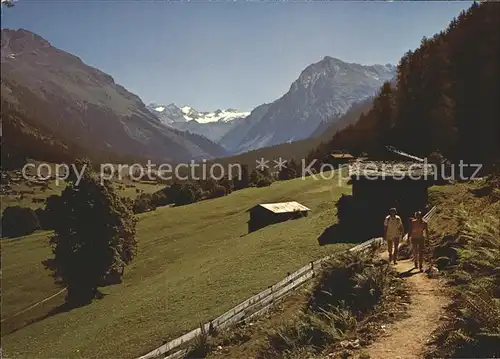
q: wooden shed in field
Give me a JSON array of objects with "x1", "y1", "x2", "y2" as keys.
[
  {"x1": 328, "y1": 151, "x2": 356, "y2": 168},
  {"x1": 247, "y1": 201, "x2": 311, "y2": 233}
]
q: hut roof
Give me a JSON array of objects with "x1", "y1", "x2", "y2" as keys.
[
  {"x1": 253, "y1": 201, "x2": 311, "y2": 214},
  {"x1": 330, "y1": 153, "x2": 355, "y2": 159},
  {"x1": 349, "y1": 161, "x2": 436, "y2": 180}
]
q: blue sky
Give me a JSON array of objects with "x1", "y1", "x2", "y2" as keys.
[{"x1": 2, "y1": 1, "x2": 472, "y2": 111}]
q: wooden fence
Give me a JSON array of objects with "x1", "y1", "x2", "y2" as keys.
[{"x1": 137, "y1": 206, "x2": 437, "y2": 359}]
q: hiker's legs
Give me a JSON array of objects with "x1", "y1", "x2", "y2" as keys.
[
  {"x1": 418, "y1": 238, "x2": 425, "y2": 270},
  {"x1": 411, "y1": 238, "x2": 418, "y2": 267},
  {"x1": 393, "y1": 237, "x2": 400, "y2": 264},
  {"x1": 387, "y1": 239, "x2": 393, "y2": 262}
]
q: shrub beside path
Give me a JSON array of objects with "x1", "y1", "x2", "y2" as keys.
[{"x1": 358, "y1": 255, "x2": 449, "y2": 359}]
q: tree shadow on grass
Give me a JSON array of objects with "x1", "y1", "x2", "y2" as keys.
[
  {"x1": 2, "y1": 303, "x2": 71, "y2": 336},
  {"x1": 317, "y1": 223, "x2": 370, "y2": 246},
  {"x1": 317, "y1": 224, "x2": 344, "y2": 246},
  {"x1": 2, "y1": 290, "x2": 106, "y2": 336},
  {"x1": 318, "y1": 217, "x2": 382, "y2": 246}
]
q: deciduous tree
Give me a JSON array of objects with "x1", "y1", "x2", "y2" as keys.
[{"x1": 43, "y1": 159, "x2": 138, "y2": 306}]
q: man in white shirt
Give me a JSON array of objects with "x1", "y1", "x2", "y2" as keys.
[{"x1": 384, "y1": 207, "x2": 404, "y2": 265}]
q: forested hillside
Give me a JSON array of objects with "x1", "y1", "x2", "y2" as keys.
[{"x1": 316, "y1": 2, "x2": 499, "y2": 164}]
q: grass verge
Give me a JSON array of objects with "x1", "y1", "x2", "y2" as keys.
[
  {"x1": 259, "y1": 251, "x2": 408, "y2": 359},
  {"x1": 423, "y1": 177, "x2": 500, "y2": 358},
  {"x1": 188, "y1": 250, "x2": 409, "y2": 359}
]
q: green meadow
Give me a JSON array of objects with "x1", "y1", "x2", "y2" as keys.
[{"x1": 1, "y1": 172, "x2": 352, "y2": 359}]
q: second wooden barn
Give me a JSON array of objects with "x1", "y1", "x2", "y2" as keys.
[
  {"x1": 247, "y1": 201, "x2": 310, "y2": 233},
  {"x1": 343, "y1": 160, "x2": 436, "y2": 239}
]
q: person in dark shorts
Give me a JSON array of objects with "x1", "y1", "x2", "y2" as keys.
[{"x1": 409, "y1": 211, "x2": 429, "y2": 272}]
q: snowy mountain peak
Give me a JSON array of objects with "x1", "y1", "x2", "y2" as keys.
[
  {"x1": 194, "y1": 108, "x2": 250, "y2": 124},
  {"x1": 148, "y1": 103, "x2": 249, "y2": 125},
  {"x1": 145, "y1": 102, "x2": 250, "y2": 144},
  {"x1": 181, "y1": 105, "x2": 192, "y2": 114}
]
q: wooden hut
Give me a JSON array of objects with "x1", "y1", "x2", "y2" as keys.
[
  {"x1": 343, "y1": 160, "x2": 437, "y2": 237},
  {"x1": 248, "y1": 201, "x2": 310, "y2": 233}
]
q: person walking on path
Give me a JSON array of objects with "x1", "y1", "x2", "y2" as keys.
[
  {"x1": 384, "y1": 208, "x2": 404, "y2": 265},
  {"x1": 409, "y1": 211, "x2": 429, "y2": 272}
]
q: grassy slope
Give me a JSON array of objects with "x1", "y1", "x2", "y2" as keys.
[
  {"x1": 428, "y1": 181, "x2": 500, "y2": 236},
  {"x1": 2, "y1": 172, "x2": 351, "y2": 359},
  {"x1": 424, "y1": 180, "x2": 500, "y2": 358}
]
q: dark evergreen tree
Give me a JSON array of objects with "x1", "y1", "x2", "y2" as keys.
[
  {"x1": 278, "y1": 158, "x2": 298, "y2": 181},
  {"x1": 219, "y1": 176, "x2": 234, "y2": 194},
  {"x1": 174, "y1": 182, "x2": 202, "y2": 206},
  {"x1": 370, "y1": 82, "x2": 396, "y2": 152},
  {"x1": 250, "y1": 168, "x2": 263, "y2": 186},
  {"x1": 233, "y1": 164, "x2": 250, "y2": 190}
]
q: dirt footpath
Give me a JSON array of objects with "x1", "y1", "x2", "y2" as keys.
[{"x1": 360, "y1": 257, "x2": 449, "y2": 359}]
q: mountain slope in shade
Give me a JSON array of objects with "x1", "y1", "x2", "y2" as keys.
[
  {"x1": 218, "y1": 103, "x2": 272, "y2": 153},
  {"x1": 223, "y1": 57, "x2": 395, "y2": 153},
  {"x1": 1, "y1": 29, "x2": 227, "y2": 164},
  {"x1": 146, "y1": 103, "x2": 249, "y2": 143}
]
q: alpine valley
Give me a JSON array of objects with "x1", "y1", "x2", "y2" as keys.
[{"x1": 1, "y1": 29, "x2": 395, "y2": 165}]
